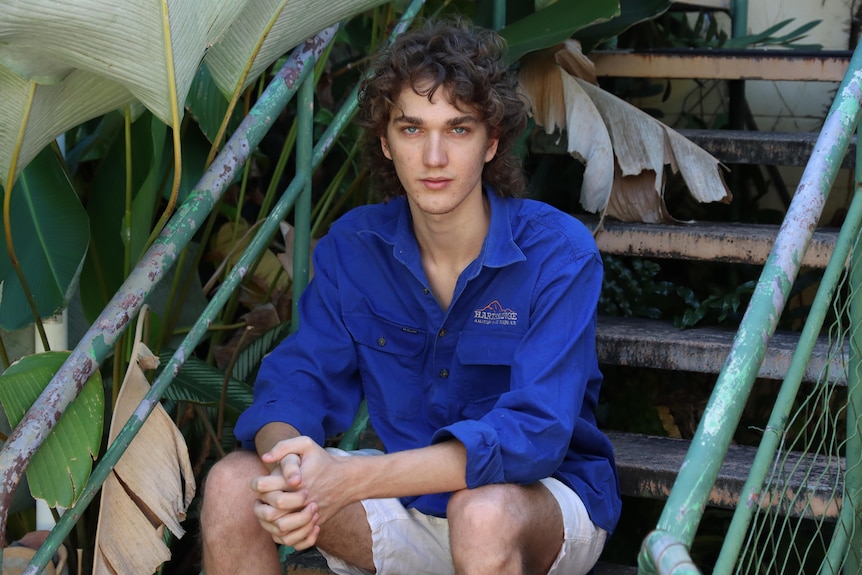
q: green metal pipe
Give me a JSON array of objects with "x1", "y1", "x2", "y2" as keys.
[
  {"x1": 292, "y1": 70, "x2": 315, "y2": 331},
  {"x1": 731, "y1": 0, "x2": 747, "y2": 38},
  {"x1": 712, "y1": 126, "x2": 862, "y2": 575},
  {"x1": 837, "y1": 123, "x2": 862, "y2": 574},
  {"x1": 0, "y1": 25, "x2": 337, "y2": 556},
  {"x1": 23, "y1": 170, "x2": 306, "y2": 575},
  {"x1": 640, "y1": 40, "x2": 862, "y2": 571},
  {"x1": 640, "y1": 530, "x2": 701, "y2": 575},
  {"x1": 493, "y1": 0, "x2": 506, "y2": 30}
]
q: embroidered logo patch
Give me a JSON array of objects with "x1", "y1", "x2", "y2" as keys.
[{"x1": 473, "y1": 300, "x2": 518, "y2": 326}]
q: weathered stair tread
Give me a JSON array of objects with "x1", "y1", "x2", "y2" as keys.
[
  {"x1": 596, "y1": 316, "x2": 846, "y2": 384},
  {"x1": 581, "y1": 218, "x2": 839, "y2": 268},
  {"x1": 285, "y1": 548, "x2": 637, "y2": 574},
  {"x1": 607, "y1": 431, "x2": 844, "y2": 520},
  {"x1": 534, "y1": 127, "x2": 856, "y2": 169},
  {"x1": 678, "y1": 128, "x2": 856, "y2": 169},
  {"x1": 590, "y1": 48, "x2": 852, "y2": 82}
]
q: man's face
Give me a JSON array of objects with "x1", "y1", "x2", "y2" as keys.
[{"x1": 381, "y1": 83, "x2": 499, "y2": 219}]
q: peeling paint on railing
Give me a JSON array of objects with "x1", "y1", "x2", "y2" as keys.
[
  {"x1": 639, "y1": 42, "x2": 862, "y2": 575},
  {"x1": 0, "y1": 26, "x2": 338, "y2": 552},
  {"x1": 4, "y1": 2, "x2": 429, "y2": 570}
]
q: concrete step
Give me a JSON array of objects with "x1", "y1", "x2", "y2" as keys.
[
  {"x1": 678, "y1": 128, "x2": 856, "y2": 169},
  {"x1": 608, "y1": 431, "x2": 843, "y2": 520},
  {"x1": 284, "y1": 548, "x2": 638, "y2": 574},
  {"x1": 531, "y1": 127, "x2": 855, "y2": 170},
  {"x1": 583, "y1": 217, "x2": 838, "y2": 268},
  {"x1": 595, "y1": 315, "x2": 846, "y2": 385},
  {"x1": 590, "y1": 48, "x2": 852, "y2": 83}
]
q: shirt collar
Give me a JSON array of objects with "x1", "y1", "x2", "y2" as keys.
[
  {"x1": 481, "y1": 187, "x2": 526, "y2": 268},
  {"x1": 371, "y1": 188, "x2": 526, "y2": 270}
]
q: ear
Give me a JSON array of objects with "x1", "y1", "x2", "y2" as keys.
[
  {"x1": 381, "y1": 136, "x2": 392, "y2": 160},
  {"x1": 484, "y1": 137, "x2": 499, "y2": 163}
]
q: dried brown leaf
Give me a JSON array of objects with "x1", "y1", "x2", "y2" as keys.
[
  {"x1": 553, "y1": 39, "x2": 597, "y2": 85},
  {"x1": 560, "y1": 73, "x2": 613, "y2": 213},
  {"x1": 93, "y1": 338, "x2": 195, "y2": 575},
  {"x1": 605, "y1": 163, "x2": 681, "y2": 224},
  {"x1": 518, "y1": 44, "x2": 611, "y2": 214},
  {"x1": 573, "y1": 77, "x2": 731, "y2": 215},
  {"x1": 518, "y1": 47, "x2": 568, "y2": 137},
  {"x1": 277, "y1": 221, "x2": 317, "y2": 282}
]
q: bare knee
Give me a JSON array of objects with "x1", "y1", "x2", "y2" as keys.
[
  {"x1": 448, "y1": 484, "x2": 524, "y2": 539},
  {"x1": 201, "y1": 450, "x2": 267, "y2": 530},
  {"x1": 200, "y1": 451, "x2": 282, "y2": 574},
  {"x1": 447, "y1": 484, "x2": 561, "y2": 575}
]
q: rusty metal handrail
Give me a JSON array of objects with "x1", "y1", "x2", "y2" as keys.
[{"x1": 637, "y1": 26, "x2": 862, "y2": 575}]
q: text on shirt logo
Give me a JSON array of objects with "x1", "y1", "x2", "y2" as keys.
[{"x1": 473, "y1": 300, "x2": 518, "y2": 326}]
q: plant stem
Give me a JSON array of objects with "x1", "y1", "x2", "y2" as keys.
[
  {"x1": 217, "y1": 326, "x2": 253, "y2": 443},
  {"x1": 3, "y1": 81, "x2": 49, "y2": 350},
  {"x1": 0, "y1": 333, "x2": 9, "y2": 371}
]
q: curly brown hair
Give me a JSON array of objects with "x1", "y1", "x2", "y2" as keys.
[{"x1": 356, "y1": 17, "x2": 528, "y2": 199}]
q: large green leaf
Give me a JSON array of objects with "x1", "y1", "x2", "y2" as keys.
[
  {"x1": 205, "y1": 0, "x2": 389, "y2": 97},
  {"x1": 0, "y1": 351, "x2": 103, "y2": 508},
  {"x1": 0, "y1": 62, "x2": 132, "y2": 185},
  {"x1": 574, "y1": 0, "x2": 674, "y2": 53},
  {"x1": 500, "y1": 0, "x2": 620, "y2": 63},
  {"x1": 78, "y1": 112, "x2": 166, "y2": 323},
  {"x1": 0, "y1": 146, "x2": 89, "y2": 330},
  {"x1": 186, "y1": 63, "x2": 244, "y2": 146},
  {"x1": 0, "y1": 0, "x2": 247, "y2": 183}
]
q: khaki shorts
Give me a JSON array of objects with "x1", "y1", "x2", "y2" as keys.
[{"x1": 319, "y1": 449, "x2": 607, "y2": 575}]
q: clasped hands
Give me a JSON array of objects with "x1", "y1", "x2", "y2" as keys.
[{"x1": 250, "y1": 436, "x2": 344, "y2": 550}]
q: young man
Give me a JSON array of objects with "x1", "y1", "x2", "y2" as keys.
[{"x1": 201, "y1": 18, "x2": 620, "y2": 575}]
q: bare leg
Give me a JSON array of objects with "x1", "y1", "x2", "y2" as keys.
[
  {"x1": 447, "y1": 483, "x2": 564, "y2": 575},
  {"x1": 315, "y1": 501, "x2": 375, "y2": 572},
  {"x1": 200, "y1": 451, "x2": 281, "y2": 574}
]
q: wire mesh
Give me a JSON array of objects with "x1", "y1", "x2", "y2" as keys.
[{"x1": 734, "y1": 231, "x2": 862, "y2": 574}]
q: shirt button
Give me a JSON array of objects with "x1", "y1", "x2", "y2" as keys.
[
  {"x1": 423, "y1": 288, "x2": 430, "y2": 295},
  {"x1": 377, "y1": 337, "x2": 386, "y2": 347},
  {"x1": 439, "y1": 369, "x2": 449, "y2": 378},
  {"x1": 438, "y1": 328, "x2": 447, "y2": 337}
]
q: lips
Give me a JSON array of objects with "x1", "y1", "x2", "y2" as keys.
[{"x1": 421, "y1": 178, "x2": 452, "y2": 190}]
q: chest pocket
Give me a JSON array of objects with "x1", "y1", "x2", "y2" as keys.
[
  {"x1": 345, "y1": 313, "x2": 426, "y2": 355},
  {"x1": 456, "y1": 330, "x2": 522, "y2": 412},
  {"x1": 343, "y1": 313, "x2": 426, "y2": 418}
]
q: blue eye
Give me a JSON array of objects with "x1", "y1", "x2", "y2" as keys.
[{"x1": 403, "y1": 126, "x2": 419, "y2": 134}]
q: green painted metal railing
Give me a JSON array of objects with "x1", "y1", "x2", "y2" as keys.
[
  {"x1": 0, "y1": 2, "x2": 427, "y2": 572},
  {"x1": 638, "y1": 27, "x2": 862, "y2": 575}
]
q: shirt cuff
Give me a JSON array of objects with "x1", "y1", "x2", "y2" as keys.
[
  {"x1": 432, "y1": 420, "x2": 505, "y2": 488},
  {"x1": 234, "y1": 401, "x2": 325, "y2": 450}
]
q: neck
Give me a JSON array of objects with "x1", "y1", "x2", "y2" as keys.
[
  {"x1": 410, "y1": 192, "x2": 491, "y2": 310},
  {"x1": 412, "y1": 193, "x2": 490, "y2": 270}
]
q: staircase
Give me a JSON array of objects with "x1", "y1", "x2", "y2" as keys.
[
  {"x1": 584, "y1": 2, "x2": 857, "y2": 572},
  {"x1": 283, "y1": 4, "x2": 859, "y2": 574}
]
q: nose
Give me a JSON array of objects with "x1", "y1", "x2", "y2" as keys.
[{"x1": 423, "y1": 133, "x2": 447, "y2": 167}]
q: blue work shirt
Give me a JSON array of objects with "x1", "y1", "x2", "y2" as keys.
[{"x1": 235, "y1": 189, "x2": 621, "y2": 534}]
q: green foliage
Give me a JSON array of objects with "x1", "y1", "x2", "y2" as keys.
[
  {"x1": 631, "y1": 9, "x2": 822, "y2": 51},
  {"x1": 600, "y1": 255, "x2": 756, "y2": 329},
  {"x1": 0, "y1": 351, "x2": 103, "y2": 508},
  {"x1": 0, "y1": 146, "x2": 89, "y2": 330},
  {"x1": 158, "y1": 351, "x2": 254, "y2": 417},
  {"x1": 599, "y1": 255, "x2": 698, "y2": 320},
  {"x1": 676, "y1": 279, "x2": 756, "y2": 329}
]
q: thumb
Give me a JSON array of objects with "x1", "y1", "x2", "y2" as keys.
[{"x1": 261, "y1": 435, "x2": 314, "y2": 465}]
